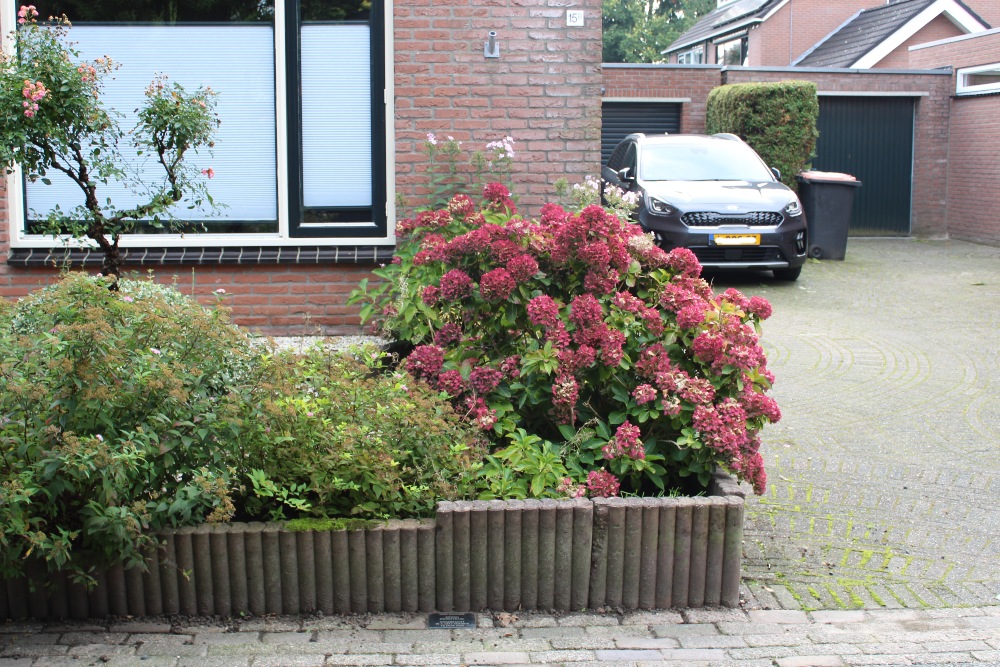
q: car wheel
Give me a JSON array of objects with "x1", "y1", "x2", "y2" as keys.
[{"x1": 773, "y1": 266, "x2": 802, "y2": 281}]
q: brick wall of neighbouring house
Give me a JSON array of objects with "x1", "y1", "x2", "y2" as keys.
[
  {"x1": 723, "y1": 68, "x2": 953, "y2": 239},
  {"x1": 601, "y1": 65, "x2": 721, "y2": 133},
  {"x1": 910, "y1": 30, "x2": 1000, "y2": 246},
  {"x1": 0, "y1": 0, "x2": 604, "y2": 334},
  {"x1": 872, "y1": 15, "x2": 967, "y2": 69},
  {"x1": 749, "y1": 0, "x2": 877, "y2": 67}
]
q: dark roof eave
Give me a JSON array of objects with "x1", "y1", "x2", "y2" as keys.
[{"x1": 665, "y1": 17, "x2": 762, "y2": 54}]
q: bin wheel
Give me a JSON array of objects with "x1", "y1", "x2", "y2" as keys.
[
  {"x1": 773, "y1": 266, "x2": 802, "y2": 281},
  {"x1": 808, "y1": 246, "x2": 824, "y2": 259}
]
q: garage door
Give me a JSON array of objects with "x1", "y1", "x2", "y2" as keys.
[
  {"x1": 602, "y1": 102, "x2": 681, "y2": 165},
  {"x1": 813, "y1": 97, "x2": 915, "y2": 236}
]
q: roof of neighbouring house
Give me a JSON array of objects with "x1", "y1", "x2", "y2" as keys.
[
  {"x1": 795, "y1": 0, "x2": 990, "y2": 68},
  {"x1": 665, "y1": 0, "x2": 780, "y2": 54}
]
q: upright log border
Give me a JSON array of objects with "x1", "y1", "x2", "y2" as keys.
[{"x1": 0, "y1": 471, "x2": 745, "y2": 620}]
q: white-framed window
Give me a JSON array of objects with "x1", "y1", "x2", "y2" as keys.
[
  {"x1": 715, "y1": 36, "x2": 747, "y2": 66},
  {"x1": 676, "y1": 46, "x2": 704, "y2": 64},
  {"x1": 956, "y1": 62, "x2": 1000, "y2": 95},
  {"x1": 2, "y1": 0, "x2": 395, "y2": 249}
]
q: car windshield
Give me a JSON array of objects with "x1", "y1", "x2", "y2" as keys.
[{"x1": 639, "y1": 140, "x2": 775, "y2": 182}]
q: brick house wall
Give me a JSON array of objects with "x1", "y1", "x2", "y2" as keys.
[
  {"x1": 910, "y1": 30, "x2": 1000, "y2": 246},
  {"x1": 748, "y1": 0, "x2": 876, "y2": 67},
  {"x1": 871, "y1": 14, "x2": 966, "y2": 69},
  {"x1": 0, "y1": 0, "x2": 603, "y2": 334}
]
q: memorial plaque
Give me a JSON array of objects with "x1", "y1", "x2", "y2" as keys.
[{"x1": 427, "y1": 612, "x2": 477, "y2": 629}]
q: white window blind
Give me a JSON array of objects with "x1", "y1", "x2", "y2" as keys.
[
  {"x1": 300, "y1": 24, "x2": 372, "y2": 208},
  {"x1": 25, "y1": 25, "x2": 277, "y2": 222}
]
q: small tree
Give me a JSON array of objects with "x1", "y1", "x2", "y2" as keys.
[{"x1": 0, "y1": 6, "x2": 220, "y2": 280}]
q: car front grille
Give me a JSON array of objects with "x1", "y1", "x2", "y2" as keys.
[
  {"x1": 682, "y1": 211, "x2": 784, "y2": 227},
  {"x1": 691, "y1": 247, "x2": 786, "y2": 263}
]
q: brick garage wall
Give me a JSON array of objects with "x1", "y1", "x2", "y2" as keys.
[
  {"x1": 911, "y1": 31, "x2": 1000, "y2": 246},
  {"x1": 0, "y1": 0, "x2": 604, "y2": 334},
  {"x1": 394, "y1": 0, "x2": 603, "y2": 213},
  {"x1": 601, "y1": 65, "x2": 721, "y2": 133},
  {"x1": 723, "y1": 68, "x2": 953, "y2": 238}
]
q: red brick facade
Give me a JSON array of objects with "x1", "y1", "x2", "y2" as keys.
[
  {"x1": 0, "y1": 0, "x2": 603, "y2": 335},
  {"x1": 748, "y1": 0, "x2": 876, "y2": 67},
  {"x1": 871, "y1": 14, "x2": 966, "y2": 69},
  {"x1": 910, "y1": 30, "x2": 1000, "y2": 246}
]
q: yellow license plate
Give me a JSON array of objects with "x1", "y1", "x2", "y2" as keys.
[{"x1": 712, "y1": 234, "x2": 760, "y2": 246}]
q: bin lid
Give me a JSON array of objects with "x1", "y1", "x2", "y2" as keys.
[{"x1": 798, "y1": 170, "x2": 861, "y2": 185}]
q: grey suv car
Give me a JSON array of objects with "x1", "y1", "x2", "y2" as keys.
[{"x1": 602, "y1": 133, "x2": 808, "y2": 281}]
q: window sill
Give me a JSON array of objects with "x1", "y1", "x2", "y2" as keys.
[{"x1": 6, "y1": 245, "x2": 397, "y2": 268}]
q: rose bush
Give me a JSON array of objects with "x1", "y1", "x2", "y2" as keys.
[{"x1": 351, "y1": 185, "x2": 779, "y2": 498}]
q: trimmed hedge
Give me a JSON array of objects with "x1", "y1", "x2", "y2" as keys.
[{"x1": 705, "y1": 80, "x2": 819, "y2": 190}]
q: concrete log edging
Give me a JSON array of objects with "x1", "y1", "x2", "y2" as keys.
[{"x1": 0, "y1": 471, "x2": 744, "y2": 619}]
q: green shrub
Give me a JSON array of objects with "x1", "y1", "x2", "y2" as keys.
[
  {"x1": 705, "y1": 80, "x2": 819, "y2": 189},
  {"x1": 244, "y1": 346, "x2": 486, "y2": 520},
  {"x1": 0, "y1": 273, "x2": 261, "y2": 584},
  {"x1": 350, "y1": 186, "x2": 780, "y2": 500}
]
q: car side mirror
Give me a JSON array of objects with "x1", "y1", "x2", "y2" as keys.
[
  {"x1": 617, "y1": 167, "x2": 634, "y2": 183},
  {"x1": 771, "y1": 167, "x2": 781, "y2": 181}
]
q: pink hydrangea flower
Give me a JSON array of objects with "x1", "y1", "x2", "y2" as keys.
[{"x1": 587, "y1": 470, "x2": 620, "y2": 498}]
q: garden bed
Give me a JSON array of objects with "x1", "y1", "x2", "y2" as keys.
[{"x1": 0, "y1": 472, "x2": 745, "y2": 620}]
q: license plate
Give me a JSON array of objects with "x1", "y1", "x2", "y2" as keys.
[{"x1": 712, "y1": 234, "x2": 760, "y2": 246}]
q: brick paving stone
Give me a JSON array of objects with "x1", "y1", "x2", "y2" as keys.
[
  {"x1": 110, "y1": 621, "x2": 173, "y2": 633},
  {"x1": 866, "y1": 610, "x2": 922, "y2": 623},
  {"x1": 658, "y1": 648, "x2": 729, "y2": 660},
  {"x1": 260, "y1": 631, "x2": 314, "y2": 643},
  {"x1": 557, "y1": 613, "x2": 620, "y2": 626},
  {"x1": 743, "y1": 632, "x2": 814, "y2": 647},
  {"x1": 583, "y1": 625, "x2": 655, "y2": 638},
  {"x1": 901, "y1": 652, "x2": 977, "y2": 663},
  {"x1": 390, "y1": 655, "x2": 464, "y2": 665},
  {"x1": 548, "y1": 637, "x2": 617, "y2": 650},
  {"x1": 252, "y1": 655, "x2": 327, "y2": 666},
  {"x1": 844, "y1": 656, "x2": 913, "y2": 666},
  {"x1": 774, "y1": 657, "x2": 845, "y2": 667},
  {"x1": 60, "y1": 631, "x2": 129, "y2": 646},
  {"x1": 727, "y1": 646, "x2": 799, "y2": 660},
  {"x1": 4, "y1": 634, "x2": 60, "y2": 646},
  {"x1": 409, "y1": 641, "x2": 487, "y2": 653},
  {"x1": 237, "y1": 618, "x2": 304, "y2": 633},
  {"x1": 511, "y1": 616, "x2": 558, "y2": 628},
  {"x1": 650, "y1": 623, "x2": 720, "y2": 638},
  {"x1": 718, "y1": 621, "x2": 789, "y2": 635},
  {"x1": 364, "y1": 614, "x2": 429, "y2": 630},
  {"x1": 0, "y1": 625, "x2": 45, "y2": 635},
  {"x1": 128, "y1": 632, "x2": 194, "y2": 645},
  {"x1": 0, "y1": 660, "x2": 34, "y2": 667},
  {"x1": 922, "y1": 640, "x2": 992, "y2": 652},
  {"x1": 44, "y1": 624, "x2": 107, "y2": 633},
  {"x1": 594, "y1": 648, "x2": 664, "y2": 660},
  {"x1": 682, "y1": 609, "x2": 749, "y2": 623},
  {"x1": 619, "y1": 611, "x2": 684, "y2": 626},
  {"x1": 677, "y1": 634, "x2": 749, "y2": 649},
  {"x1": 462, "y1": 651, "x2": 532, "y2": 664},
  {"x1": 528, "y1": 649, "x2": 597, "y2": 662},
  {"x1": 193, "y1": 632, "x2": 262, "y2": 644},
  {"x1": 177, "y1": 658, "x2": 251, "y2": 667},
  {"x1": 315, "y1": 630, "x2": 379, "y2": 642},
  {"x1": 519, "y1": 627, "x2": 585, "y2": 639},
  {"x1": 748, "y1": 610, "x2": 810, "y2": 624},
  {"x1": 1, "y1": 644, "x2": 69, "y2": 658},
  {"x1": 136, "y1": 641, "x2": 208, "y2": 657},
  {"x1": 613, "y1": 637, "x2": 680, "y2": 649},
  {"x1": 67, "y1": 643, "x2": 136, "y2": 657},
  {"x1": 860, "y1": 642, "x2": 925, "y2": 654},
  {"x1": 811, "y1": 611, "x2": 867, "y2": 624},
  {"x1": 477, "y1": 639, "x2": 554, "y2": 652},
  {"x1": 971, "y1": 650, "x2": 1000, "y2": 662},
  {"x1": 323, "y1": 655, "x2": 396, "y2": 666},
  {"x1": 301, "y1": 619, "x2": 356, "y2": 632}
]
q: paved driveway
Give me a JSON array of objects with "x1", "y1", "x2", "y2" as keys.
[{"x1": 713, "y1": 238, "x2": 1000, "y2": 610}]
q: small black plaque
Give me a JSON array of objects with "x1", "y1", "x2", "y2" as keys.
[{"x1": 427, "y1": 612, "x2": 477, "y2": 629}]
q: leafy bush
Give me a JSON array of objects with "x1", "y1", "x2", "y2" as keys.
[
  {"x1": 243, "y1": 346, "x2": 486, "y2": 520},
  {"x1": 705, "y1": 80, "x2": 819, "y2": 189},
  {"x1": 0, "y1": 273, "x2": 488, "y2": 582},
  {"x1": 0, "y1": 273, "x2": 259, "y2": 583},
  {"x1": 350, "y1": 186, "x2": 780, "y2": 500}
]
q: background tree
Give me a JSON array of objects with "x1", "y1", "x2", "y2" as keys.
[
  {"x1": 603, "y1": 0, "x2": 714, "y2": 63},
  {"x1": 0, "y1": 7, "x2": 220, "y2": 280}
]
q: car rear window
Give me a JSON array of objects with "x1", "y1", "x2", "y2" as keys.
[{"x1": 639, "y1": 141, "x2": 774, "y2": 182}]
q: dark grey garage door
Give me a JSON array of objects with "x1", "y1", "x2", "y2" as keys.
[
  {"x1": 601, "y1": 102, "x2": 681, "y2": 165},
  {"x1": 813, "y1": 97, "x2": 914, "y2": 236}
]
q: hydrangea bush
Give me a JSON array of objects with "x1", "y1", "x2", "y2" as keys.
[{"x1": 351, "y1": 185, "x2": 779, "y2": 498}]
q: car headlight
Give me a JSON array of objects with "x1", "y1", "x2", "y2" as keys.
[
  {"x1": 648, "y1": 195, "x2": 676, "y2": 215},
  {"x1": 784, "y1": 198, "x2": 803, "y2": 217}
]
